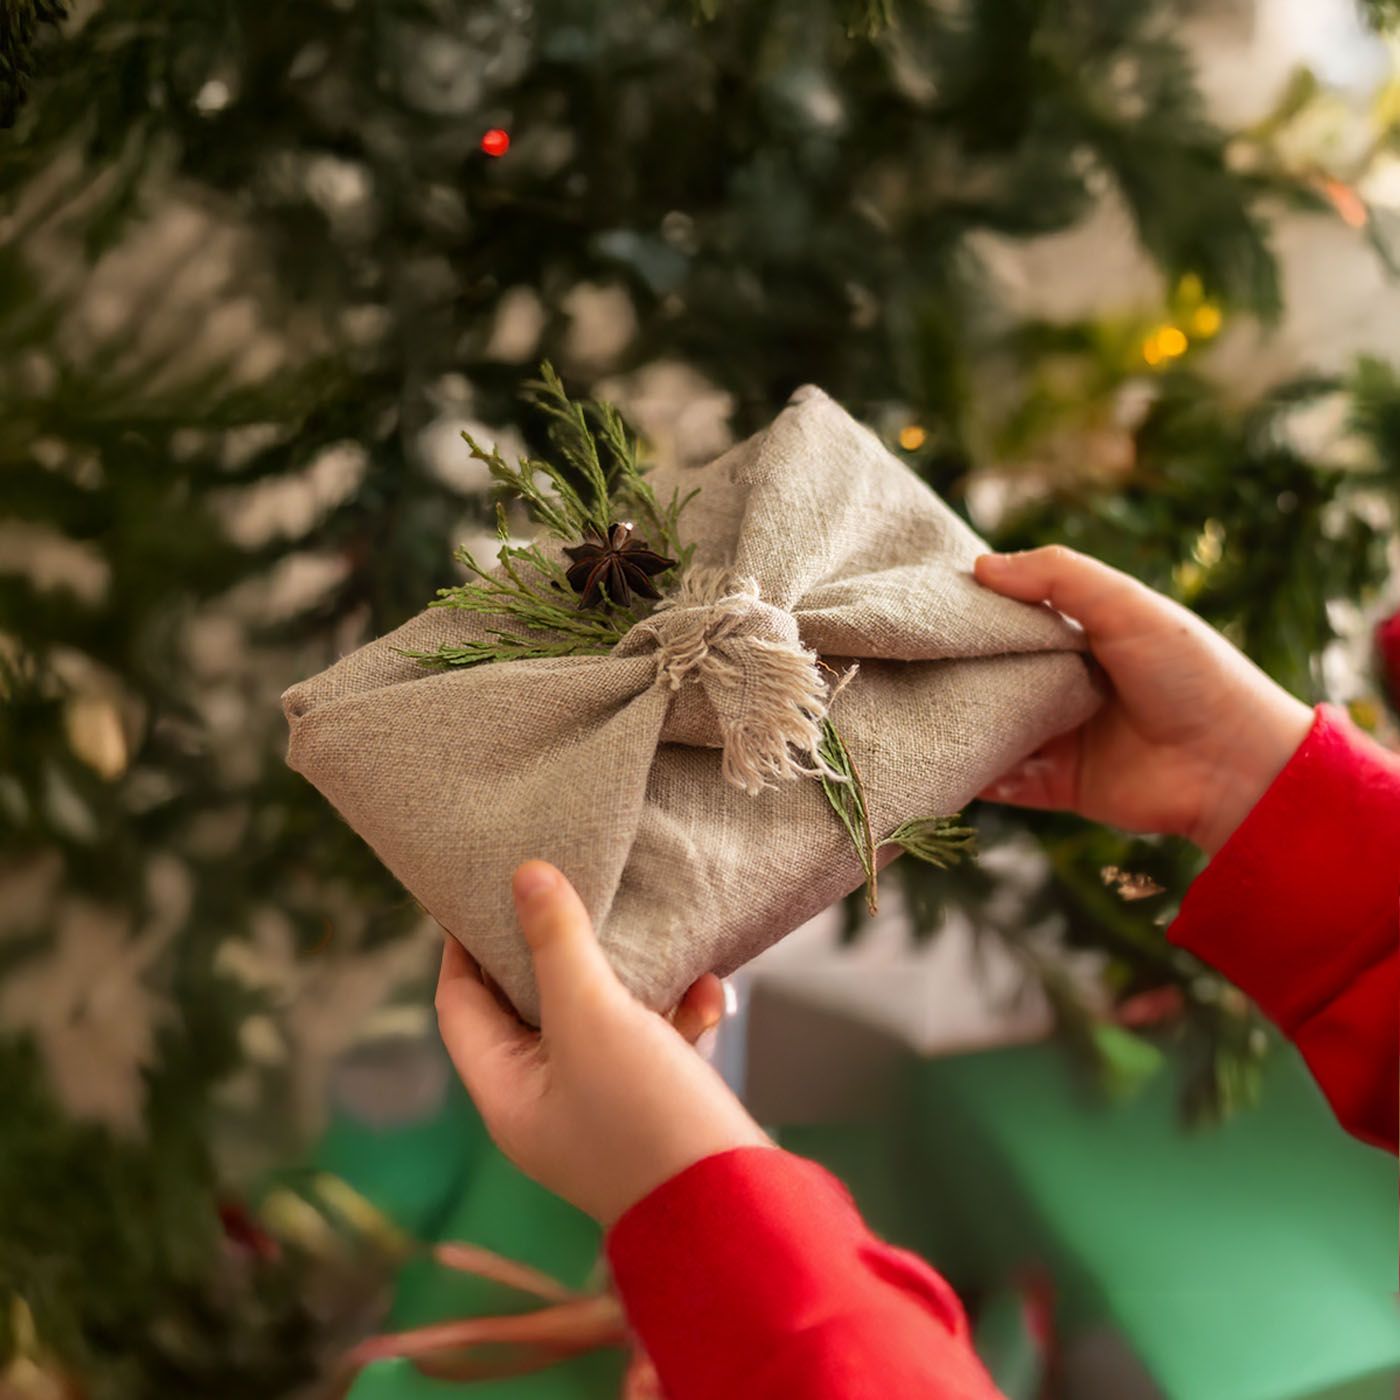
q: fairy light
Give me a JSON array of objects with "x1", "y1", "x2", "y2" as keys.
[
  {"x1": 480, "y1": 128, "x2": 511, "y2": 158},
  {"x1": 1172, "y1": 559, "x2": 1204, "y2": 598},
  {"x1": 1189, "y1": 304, "x2": 1223, "y2": 338},
  {"x1": 1191, "y1": 518, "x2": 1225, "y2": 567},
  {"x1": 1142, "y1": 324, "x2": 1188, "y2": 366},
  {"x1": 1176, "y1": 272, "x2": 1205, "y2": 304},
  {"x1": 1156, "y1": 326, "x2": 1187, "y2": 358},
  {"x1": 898, "y1": 425, "x2": 927, "y2": 451}
]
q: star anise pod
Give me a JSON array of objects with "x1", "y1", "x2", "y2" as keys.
[{"x1": 563, "y1": 522, "x2": 675, "y2": 609}]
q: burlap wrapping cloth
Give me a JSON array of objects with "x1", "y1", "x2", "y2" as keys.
[{"x1": 283, "y1": 386, "x2": 1101, "y2": 1022}]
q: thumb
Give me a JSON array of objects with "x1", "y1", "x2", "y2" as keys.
[{"x1": 512, "y1": 860, "x2": 620, "y2": 1027}]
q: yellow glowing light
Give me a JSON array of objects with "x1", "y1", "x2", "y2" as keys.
[
  {"x1": 1142, "y1": 336, "x2": 1164, "y2": 366},
  {"x1": 898, "y1": 425, "x2": 927, "y2": 451},
  {"x1": 1191, "y1": 518, "x2": 1225, "y2": 568},
  {"x1": 1172, "y1": 559, "x2": 1204, "y2": 599},
  {"x1": 1156, "y1": 326, "x2": 1188, "y2": 358},
  {"x1": 1347, "y1": 698, "x2": 1381, "y2": 733},
  {"x1": 1190, "y1": 304, "x2": 1222, "y2": 338}
]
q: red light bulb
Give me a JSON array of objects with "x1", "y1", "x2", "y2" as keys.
[{"x1": 480, "y1": 128, "x2": 510, "y2": 158}]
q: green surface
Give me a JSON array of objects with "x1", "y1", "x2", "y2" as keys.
[
  {"x1": 329, "y1": 1094, "x2": 624, "y2": 1399},
  {"x1": 345, "y1": 1147, "x2": 626, "y2": 1398},
  {"x1": 325, "y1": 1041, "x2": 1396, "y2": 1400},
  {"x1": 297, "y1": 1064, "x2": 622, "y2": 1399},
  {"x1": 386, "y1": 1146, "x2": 610, "y2": 1327},
  {"x1": 898, "y1": 1043, "x2": 1398, "y2": 1400},
  {"x1": 346, "y1": 1352, "x2": 624, "y2": 1400},
  {"x1": 310, "y1": 1074, "x2": 487, "y2": 1240}
]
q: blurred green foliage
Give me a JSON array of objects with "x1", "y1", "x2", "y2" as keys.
[{"x1": 1, "y1": 0, "x2": 1397, "y2": 1391}]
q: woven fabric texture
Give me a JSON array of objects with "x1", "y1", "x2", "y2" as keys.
[{"x1": 283, "y1": 386, "x2": 1100, "y2": 1022}]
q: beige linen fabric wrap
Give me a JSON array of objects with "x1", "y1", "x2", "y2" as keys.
[{"x1": 283, "y1": 386, "x2": 1100, "y2": 1023}]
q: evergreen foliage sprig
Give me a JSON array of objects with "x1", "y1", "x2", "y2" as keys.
[
  {"x1": 403, "y1": 365, "x2": 697, "y2": 670},
  {"x1": 819, "y1": 717, "x2": 977, "y2": 914},
  {"x1": 882, "y1": 815, "x2": 978, "y2": 870},
  {"x1": 818, "y1": 717, "x2": 880, "y2": 911}
]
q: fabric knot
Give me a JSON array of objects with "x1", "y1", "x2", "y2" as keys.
[{"x1": 615, "y1": 568, "x2": 851, "y2": 795}]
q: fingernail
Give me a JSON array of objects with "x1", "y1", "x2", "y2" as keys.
[
  {"x1": 985, "y1": 774, "x2": 1026, "y2": 799},
  {"x1": 513, "y1": 861, "x2": 557, "y2": 904}
]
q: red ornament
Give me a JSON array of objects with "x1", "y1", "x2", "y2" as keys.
[
  {"x1": 480, "y1": 128, "x2": 510, "y2": 158},
  {"x1": 218, "y1": 1199, "x2": 281, "y2": 1262},
  {"x1": 1378, "y1": 605, "x2": 1400, "y2": 710}
]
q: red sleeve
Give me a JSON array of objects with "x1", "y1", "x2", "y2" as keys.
[
  {"x1": 1168, "y1": 704, "x2": 1399, "y2": 1152},
  {"x1": 606, "y1": 1146, "x2": 1002, "y2": 1400}
]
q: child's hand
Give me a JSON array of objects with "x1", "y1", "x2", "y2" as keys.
[
  {"x1": 974, "y1": 546, "x2": 1313, "y2": 856},
  {"x1": 435, "y1": 860, "x2": 772, "y2": 1226}
]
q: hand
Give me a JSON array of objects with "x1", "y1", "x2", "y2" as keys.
[
  {"x1": 435, "y1": 860, "x2": 772, "y2": 1226},
  {"x1": 974, "y1": 546, "x2": 1313, "y2": 856}
]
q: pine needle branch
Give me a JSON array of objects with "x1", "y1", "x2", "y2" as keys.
[
  {"x1": 410, "y1": 366, "x2": 689, "y2": 669},
  {"x1": 522, "y1": 363, "x2": 697, "y2": 567},
  {"x1": 817, "y1": 722, "x2": 979, "y2": 913},
  {"x1": 880, "y1": 815, "x2": 977, "y2": 870},
  {"x1": 460, "y1": 432, "x2": 589, "y2": 542},
  {"x1": 404, "y1": 634, "x2": 617, "y2": 668},
  {"x1": 522, "y1": 362, "x2": 612, "y2": 533},
  {"x1": 817, "y1": 717, "x2": 880, "y2": 914}
]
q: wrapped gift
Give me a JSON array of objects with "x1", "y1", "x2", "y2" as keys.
[{"x1": 283, "y1": 380, "x2": 1099, "y2": 1021}]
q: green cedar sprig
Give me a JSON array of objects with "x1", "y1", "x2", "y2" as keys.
[
  {"x1": 403, "y1": 364, "x2": 696, "y2": 670},
  {"x1": 882, "y1": 815, "x2": 978, "y2": 869},
  {"x1": 818, "y1": 716, "x2": 977, "y2": 913},
  {"x1": 817, "y1": 717, "x2": 880, "y2": 912}
]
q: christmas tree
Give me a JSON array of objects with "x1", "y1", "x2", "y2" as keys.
[{"x1": 2, "y1": 0, "x2": 1398, "y2": 1390}]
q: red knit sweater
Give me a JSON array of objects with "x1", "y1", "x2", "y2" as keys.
[{"x1": 606, "y1": 705, "x2": 1400, "y2": 1399}]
